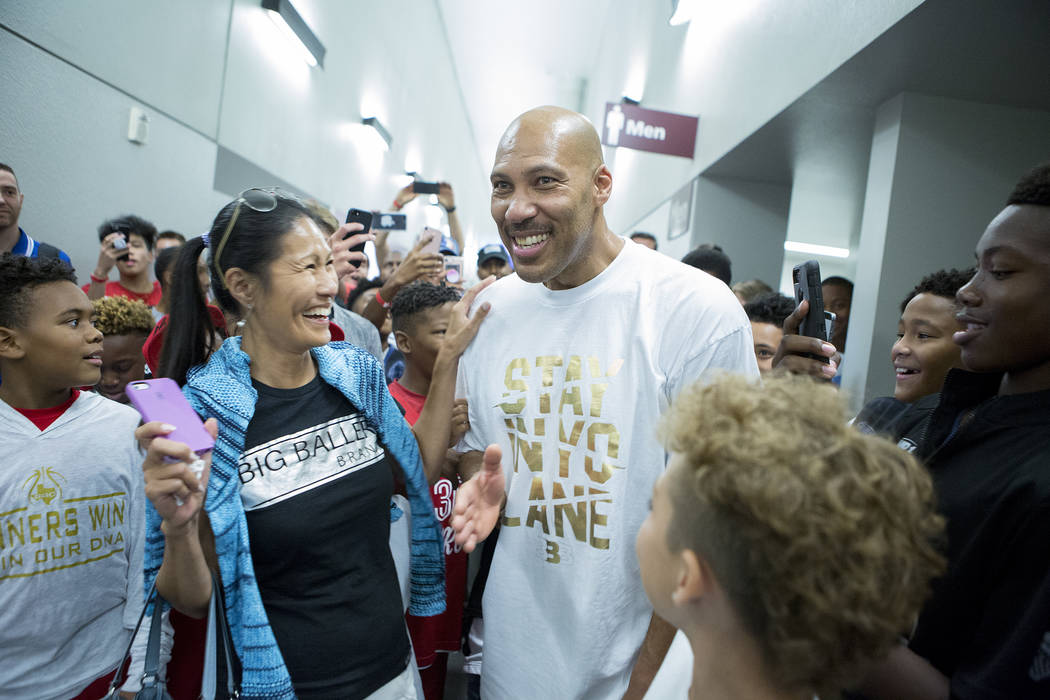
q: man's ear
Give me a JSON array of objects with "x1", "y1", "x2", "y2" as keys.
[
  {"x1": 593, "y1": 164, "x2": 613, "y2": 206},
  {"x1": 672, "y1": 548, "x2": 708, "y2": 608},
  {"x1": 394, "y1": 329, "x2": 412, "y2": 355},
  {"x1": 0, "y1": 325, "x2": 27, "y2": 360},
  {"x1": 223, "y1": 267, "x2": 258, "y2": 311}
]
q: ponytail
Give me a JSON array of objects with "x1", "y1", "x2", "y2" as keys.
[{"x1": 157, "y1": 236, "x2": 219, "y2": 385}]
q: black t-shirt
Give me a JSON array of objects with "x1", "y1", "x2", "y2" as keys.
[{"x1": 239, "y1": 374, "x2": 409, "y2": 699}]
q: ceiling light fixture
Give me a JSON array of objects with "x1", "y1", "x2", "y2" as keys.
[
  {"x1": 783, "y1": 241, "x2": 851, "y2": 259},
  {"x1": 362, "y1": 116, "x2": 392, "y2": 151},
  {"x1": 262, "y1": 0, "x2": 325, "y2": 68}
]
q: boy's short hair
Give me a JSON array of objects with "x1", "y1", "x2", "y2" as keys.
[
  {"x1": 660, "y1": 373, "x2": 945, "y2": 695},
  {"x1": 0, "y1": 253, "x2": 78, "y2": 329},
  {"x1": 821, "y1": 275, "x2": 854, "y2": 293},
  {"x1": 156, "y1": 230, "x2": 186, "y2": 245},
  {"x1": 744, "y1": 292, "x2": 795, "y2": 327},
  {"x1": 390, "y1": 282, "x2": 460, "y2": 334},
  {"x1": 899, "y1": 267, "x2": 975, "y2": 314},
  {"x1": 629, "y1": 231, "x2": 657, "y2": 249},
  {"x1": 1006, "y1": 162, "x2": 1050, "y2": 206},
  {"x1": 681, "y1": 243, "x2": 732, "y2": 286},
  {"x1": 731, "y1": 278, "x2": 773, "y2": 303},
  {"x1": 97, "y1": 214, "x2": 158, "y2": 250},
  {"x1": 92, "y1": 296, "x2": 154, "y2": 337}
]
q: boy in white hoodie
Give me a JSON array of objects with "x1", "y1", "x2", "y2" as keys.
[{"x1": 0, "y1": 253, "x2": 148, "y2": 699}]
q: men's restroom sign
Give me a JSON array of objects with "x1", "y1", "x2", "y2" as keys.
[{"x1": 602, "y1": 103, "x2": 699, "y2": 159}]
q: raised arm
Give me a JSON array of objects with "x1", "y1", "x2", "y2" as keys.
[
  {"x1": 138, "y1": 420, "x2": 218, "y2": 618},
  {"x1": 411, "y1": 277, "x2": 493, "y2": 482}
]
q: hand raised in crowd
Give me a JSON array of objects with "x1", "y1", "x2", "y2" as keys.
[
  {"x1": 449, "y1": 399, "x2": 469, "y2": 447},
  {"x1": 440, "y1": 274, "x2": 494, "y2": 357},
  {"x1": 451, "y1": 445, "x2": 505, "y2": 553},
  {"x1": 437, "y1": 182, "x2": 455, "y2": 211},
  {"x1": 771, "y1": 299, "x2": 840, "y2": 380},
  {"x1": 393, "y1": 182, "x2": 418, "y2": 210},
  {"x1": 137, "y1": 419, "x2": 218, "y2": 531},
  {"x1": 93, "y1": 231, "x2": 127, "y2": 278},
  {"x1": 392, "y1": 231, "x2": 445, "y2": 287},
  {"x1": 328, "y1": 223, "x2": 373, "y2": 281}
]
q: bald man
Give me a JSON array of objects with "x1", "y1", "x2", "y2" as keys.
[{"x1": 450, "y1": 107, "x2": 759, "y2": 699}]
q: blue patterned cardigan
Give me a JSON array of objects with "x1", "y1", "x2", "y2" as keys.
[{"x1": 142, "y1": 338, "x2": 445, "y2": 699}]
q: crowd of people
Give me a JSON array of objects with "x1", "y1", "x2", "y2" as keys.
[{"x1": 0, "y1": 104, "x2": 1048, "y2": 700}]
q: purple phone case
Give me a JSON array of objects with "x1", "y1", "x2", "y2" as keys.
[{"x1": 127, "y1": 378, "x2": 215, "y2": 454}]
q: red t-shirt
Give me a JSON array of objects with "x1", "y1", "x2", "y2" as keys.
[
  {"x1": 82, "y1": 279, "x2": 163, "y2": 307},
  {"x1": 13, "y1": 390, "x2": 79, "y2": 431},
  {"x1": 141, "y1": 306, "x2": 227, "y2": 376},
  {"x1": 388, "y1": 380, "x2": 467, "y2": 667}
]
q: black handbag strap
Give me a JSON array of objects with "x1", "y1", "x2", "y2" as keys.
[
  {"x1": 105, "y1": 581, "x2": 164, "y2": 698},
  {"x1": 136, "y1": 590, "x2": 171, "y2": 699},
  {"x1": 211, "y1": 573, "x2": 242, "y2": 697}
]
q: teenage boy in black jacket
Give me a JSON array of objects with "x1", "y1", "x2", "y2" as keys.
[{"x1": 776, "y1": 163, "x2": 1050, "y2": 700}]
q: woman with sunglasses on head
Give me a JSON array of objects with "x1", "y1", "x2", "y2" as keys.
[{"x1": 138, "y1": 189, "x2": 491, "y2": 699}]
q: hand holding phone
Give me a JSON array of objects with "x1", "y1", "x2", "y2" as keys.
[
  {"x1": 129, "y1": 378, "x2": 215, "y2": 509},
  {"x1": 420, "y1": 227, "x2": 442, "y2": 256},
  {"x1": 791, "y1": 260, "x2": 835, "y2": 363},
  {"x1": 109, "y1": 224, "x2": 131, "y2": 262}
]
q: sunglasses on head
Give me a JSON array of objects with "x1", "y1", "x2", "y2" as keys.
[{"x1": 212, "y1": 188, "x2": 290, "y2": 287}]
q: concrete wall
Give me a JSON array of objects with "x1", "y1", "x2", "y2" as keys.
[
  {"x1": 844, "y1": 93, "x2": 1050, "y2": 411},
  {"x1": 0, "y1": 0, "x2": 489, "y2": 278}
]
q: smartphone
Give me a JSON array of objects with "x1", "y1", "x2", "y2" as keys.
[
  {"x1": 127, "y1": 378, "x2": 215, "y2": 455},
  {"x1": 444, "y1": 255, "x2": 463, "y2": 284},
  {"x1": 420, "y1": 227, "x2": 442, "y2": 255},
  {"x1": 792, "y1": 260, "x2": 835, "y2": 361},
  {"x1": 373, "y1": 213, "x2": 407, "y2": 231},
  {"x1": 110, "y1": 224, "x2": 131, "y2": 261},
  {"x1": 412, "y1": 181, "x2": 441, "y2": 195},
  {"x1": 344, "y1": 208, "x2": 373, "y2": 243}
]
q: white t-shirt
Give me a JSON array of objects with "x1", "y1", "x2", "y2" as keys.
[
  {"x1": 456, "y1": 239, "x2": 758, "y2": 699},
  {"x1": 0, "y1": 392, "x2": 145, "y2": 700}
]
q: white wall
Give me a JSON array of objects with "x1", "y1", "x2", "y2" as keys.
[
  {"x1": 844, "y1": 93, "x2": 1050, "y2": 411},
  {"x1": 0, "y1": 0, "x2": 489, "y2": 278}
]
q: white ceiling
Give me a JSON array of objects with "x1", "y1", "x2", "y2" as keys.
[{"x1": 437, "y1": 0, "x2": 614, "y2": 178}]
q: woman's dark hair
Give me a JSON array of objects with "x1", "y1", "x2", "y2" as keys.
[
  {"x1": 153, "y1": 246, "x2": 180, "y2": 291},
  {"x1": 158, "y1": 191, "x2": 313, "y2": 385}
]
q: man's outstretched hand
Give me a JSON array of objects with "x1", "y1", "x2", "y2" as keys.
[{"x1": 451, "y1": 445, "x2": 504, "y2": 553}]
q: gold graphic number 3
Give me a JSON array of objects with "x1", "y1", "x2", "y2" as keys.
[{"x1": 545, "y1": 540, "x2": 560, "y2": 564}]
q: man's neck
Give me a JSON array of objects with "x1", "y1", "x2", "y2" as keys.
[
  {"x1": 0, "y1": 224, "x2": 20, "y2": 253},
  {"x1": 397, "y1": 362, "x2": 430, "y2": 397},
  {"x1": 118, "y1": 270, "x2": 154, "y2": 294},
  {"x1": 545, "y1": 215, "x2": 624, "y2": 291},
  {"x1": 0, "y1": 375, "x2": 73, "y2": 411}
]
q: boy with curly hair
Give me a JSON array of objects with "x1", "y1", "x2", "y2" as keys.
[
  {"x1": 91, "y1": 295, "x2": 153, "y2": 404},
  {"x1": 637, "y1": 373, "x2": 945, "y2": 700}
]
